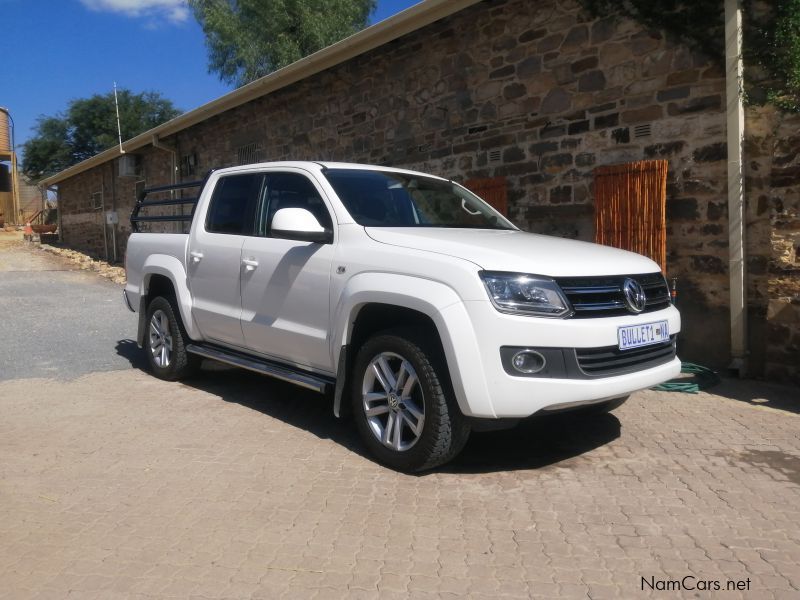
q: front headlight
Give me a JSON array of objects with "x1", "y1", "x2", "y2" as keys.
[{"x1": 479, "y1": 271, "x2": 572, "y2": 317}]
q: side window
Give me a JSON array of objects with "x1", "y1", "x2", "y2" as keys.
[
  {"x1": 258, "y1": 172, "x2": 333, "y2": 236},
  {"x1": 205, "y1": 174, "x2": 264, "y2": 235}
]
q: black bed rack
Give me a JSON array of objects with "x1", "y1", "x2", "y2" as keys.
[{"x1": 130, "y1": 180, "x2": 204, "y2": 232}]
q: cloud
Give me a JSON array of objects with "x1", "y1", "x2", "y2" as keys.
[{"x1": 79, "y1": 0, "x2": 190, "y2": 24}]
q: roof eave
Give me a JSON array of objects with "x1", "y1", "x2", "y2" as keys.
[{"x1": 41, "y1": 0, "x2": 481, "y2": 187}]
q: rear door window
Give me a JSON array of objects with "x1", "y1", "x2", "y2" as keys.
[{"x1": 205, "y1": 174, "x2": 264, "y2": 235}]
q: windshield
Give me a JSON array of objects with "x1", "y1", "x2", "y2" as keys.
[{"x1": 323, "y1": 168, "x2": 515, "y2": 229}]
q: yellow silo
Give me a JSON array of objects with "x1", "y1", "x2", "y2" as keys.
[
  {"x1": 0, "y1": 107, "x2": 19, "y2": 226},
  {"x1": 0, "y1": 110, "x2": 10, "y2": 153}
]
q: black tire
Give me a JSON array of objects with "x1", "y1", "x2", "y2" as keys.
[
  {"x1": 351, "y1": 330, "x2": 470, "y2": 472},
  {"x1": 144, "y1": 295, "x2": 200, "y2": 381}
]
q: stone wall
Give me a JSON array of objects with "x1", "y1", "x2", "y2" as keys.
[
  {"x1": 58, "y1": 147, "x2": 174, "y2": 261},
  {"x1": 56, "y1": 0, "x2": 796, "y2": 382},
  {"x1": 752, "y1": 108, "x2": 800, "y2": 385}
]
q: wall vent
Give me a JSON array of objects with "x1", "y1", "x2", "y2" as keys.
[
  {"x1": 91, "y1": 191, "x2": 103, "y2": 211},
  {"x1": 488, "y1": 149, "x2": 502, "y2": 163},
  {"x1": 236, "y1": 142, "x2": 263, "y2": 166},
  {"x1": 634, "y1": 124, "x2": 652, "y2": 138},
  {"x1": 118, "y1": 154, "x2": 140, "y2": 178}
]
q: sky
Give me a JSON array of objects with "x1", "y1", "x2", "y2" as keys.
[{"x1": 2, "y1": 0, "x2": 420, "y2": 155}]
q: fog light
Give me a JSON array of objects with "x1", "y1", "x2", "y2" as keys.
[{"x1": 511, "y1": 350, "x2": 546, "y2": 374}]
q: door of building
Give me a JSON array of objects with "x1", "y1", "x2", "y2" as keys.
[
  {"x1": 464, "y1": 176, "x2": 508, "y2": 216},
  {"x1": 593, "y1": 160, "x2": 668, "y2": 272}
]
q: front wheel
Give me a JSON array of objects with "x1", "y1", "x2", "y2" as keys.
[
  {"x1": 144, "y1": 295, "x2": 199, "y2": 381},
  {"x1": 351, "y1": 331, "x2": 470, "y2": 472}
]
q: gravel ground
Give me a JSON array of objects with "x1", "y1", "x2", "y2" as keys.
[
  {"x1": 37, "y1": 242, "x2": 127, "y2": 284},
  {"x1": 0, "y1": 234, "x2": 137, "y2": 380}
]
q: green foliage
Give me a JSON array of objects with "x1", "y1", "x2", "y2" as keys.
[
  {"x1": 579, "y1": 0, "x2": 800, "y2": 112},
  {"x1": 747, "y1": 0, "x2": 800, "y2": 110},
  {"x1": 21, "y1": 117, "x2": 73, "y2": 182},
  {"x1": 22, "y1": 90, "x2": 180, "y2": 181},
  {"x1": 189, "y1": 0, "x2": 376, "y2": 87},
  {"x1": 580, "y1": 0, "x2": 724, "y2": 57}
]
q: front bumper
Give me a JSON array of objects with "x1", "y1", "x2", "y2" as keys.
[
  {"x1": 486, "y1": 356, "x2": 681, "y2": 418},
  {"x1": 443, "y1": 300, "x2": 681, "y2": 419}
]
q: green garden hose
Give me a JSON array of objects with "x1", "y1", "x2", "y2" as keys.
[{"x1": 651, "y1": 362, "x2": 720, "y2": 394}]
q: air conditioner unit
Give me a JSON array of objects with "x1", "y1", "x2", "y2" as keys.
[{"x1": 118, "y1": 155, "x2": 139, "y2": 178}]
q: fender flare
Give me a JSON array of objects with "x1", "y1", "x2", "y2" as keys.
[
  {"x1": 331, "y1": 272, "x2": 494, "y2": 419},
  {"x1": 137, "y1": 255, "x2": 200, "y2": 345}
]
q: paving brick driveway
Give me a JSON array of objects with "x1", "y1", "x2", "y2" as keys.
[
  {"x1": 2, "y1": 368, "x2": 798, "y2": 599},
  {"x1": 0, "y1": 237, "x2": 799, "y2": 599}
]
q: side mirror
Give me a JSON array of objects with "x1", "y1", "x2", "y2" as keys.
[{"x1": 271, "y1": 208, "x2": 333, "y2": 244}]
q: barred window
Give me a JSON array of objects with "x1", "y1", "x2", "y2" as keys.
[
  {"x1": 180, "y1": 153, "x2": 198, "y2": 177},
  {"x1": 236, "y1": 142, "x2": 263, "y2": 166}
]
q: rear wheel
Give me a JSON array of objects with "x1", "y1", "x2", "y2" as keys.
[
  {"x1": 351, "y1": 331, "x2": 470, "y2": 472},
  {"x1": 144, "y1": 295, "x2": 199, "y2": 381}
]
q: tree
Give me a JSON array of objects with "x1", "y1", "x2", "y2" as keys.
[
  {"x1": 189, "y1": 0, "x2": 376, "y2": 87},
  {"x1": 22, "y1": 90, "x2": 181, "y2": 181},
  {"x1": 579, "y1": 0, "x2": 800, "y2": 111}
]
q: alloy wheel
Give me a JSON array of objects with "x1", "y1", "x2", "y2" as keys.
[
  {"x1": 149, "y1": 309, "x2": 173, "y2": 368},
  {"x1": 362, "y1": 352, "x2": 425, "y2": 451}
]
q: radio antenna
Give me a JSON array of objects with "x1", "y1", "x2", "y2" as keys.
[{"x1": 114, "y1": 82, "x2": 125, "y2": 154}]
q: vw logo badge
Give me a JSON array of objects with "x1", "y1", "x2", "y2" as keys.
[{"x1": 622, "y1": 278, "x2": 647, "y2": 313}]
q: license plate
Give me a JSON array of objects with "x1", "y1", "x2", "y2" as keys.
[{"x1": 617, "y1": 320, "x2": 669, "y2": 350}]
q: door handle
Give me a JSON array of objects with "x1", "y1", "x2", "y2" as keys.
[
  {"x1": 189, "y1": 251, "x2": 204, "y2": 262},
  {"x1": 242, "y1": 258, "x2": 259, "y2": 270}
]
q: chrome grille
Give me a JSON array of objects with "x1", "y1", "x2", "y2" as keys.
[
  {"x1": 557, "y1": 273, "x2": 671, "y2": 318},
  {"x1": 576, "y1": 337, "x2": 677, "y2": 377}
]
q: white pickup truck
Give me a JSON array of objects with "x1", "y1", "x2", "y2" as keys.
[{"x1": 124, "y1": 161, "x2": 680, "y2": 471}]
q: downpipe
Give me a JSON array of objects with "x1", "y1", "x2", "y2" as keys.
[
  {"x1": 151, "y1": 134, "x2": 179, "y2": 234},
  {"x1": 151, "y1": 134, "x2": 177, "y2": 186},
  {"x1": 724, "y1": 0, "x2": 747, "y2": 377}
]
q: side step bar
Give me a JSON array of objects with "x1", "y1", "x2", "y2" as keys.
[{"x1": 186, "y1": 344, "x2": 334, "y2": 394}]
